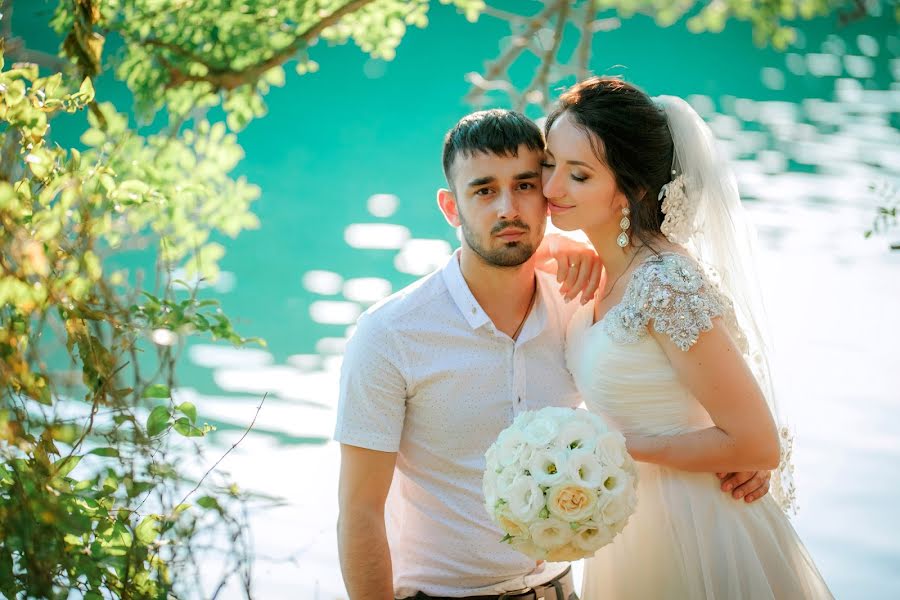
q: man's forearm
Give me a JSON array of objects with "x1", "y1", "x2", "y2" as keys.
[{"x1": 338, "y1": 510, "x2": 394, "y2": 600}]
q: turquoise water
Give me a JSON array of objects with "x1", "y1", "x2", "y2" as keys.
[{"x1": 11, "y1": 2, "x2": 900, "y2": 598}]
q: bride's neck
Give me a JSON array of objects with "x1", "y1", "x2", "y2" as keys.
[{"x1": 586, "y1": 226, "x2": 667, "y2": 283}]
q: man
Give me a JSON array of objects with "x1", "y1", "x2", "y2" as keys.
[{"x1": 334, "y1": 110, "x2": 770, "y2": 600}]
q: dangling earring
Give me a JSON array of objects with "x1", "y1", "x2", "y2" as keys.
[{"x1": 616, "y1": 207, "x2": 631, "y2": 248}]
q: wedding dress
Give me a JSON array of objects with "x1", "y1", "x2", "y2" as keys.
[{"x1": 566, "y1": 251, "x2": 833, "y2": 599}]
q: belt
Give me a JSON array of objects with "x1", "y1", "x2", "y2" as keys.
[{"x1": 399, "y1": 566, "x2": 576, "y2": 600}]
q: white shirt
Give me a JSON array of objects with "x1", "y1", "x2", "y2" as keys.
[{"x1": 334, "y1": 250, "x2": 582, "y2": 598}]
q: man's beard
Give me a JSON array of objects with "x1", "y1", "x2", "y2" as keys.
[{"x1": 459, "y1": 214, "x2": 538, "y2": 268}]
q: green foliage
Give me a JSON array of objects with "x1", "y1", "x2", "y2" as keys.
[
  {"x1": 0, "y1": 44, "x2": 260, "y2": 598},
  {"x1": 50, "y1": 0, "x2": 486, "y2": 128},
  {"x1": 594, "y1": 0, "x2": 845, "y2": 49}
]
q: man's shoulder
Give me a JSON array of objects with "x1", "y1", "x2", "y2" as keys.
[{"x1": 357, "y1": 267, "x2": 449, "y2": 332}]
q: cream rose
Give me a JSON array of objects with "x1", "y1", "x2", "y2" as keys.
[
  {"x1": 546, "y1": 483, "x2": 598, "y2": 523},
  {"x1": 545, "y1": 542, "x2": 584, "y2": 562}
]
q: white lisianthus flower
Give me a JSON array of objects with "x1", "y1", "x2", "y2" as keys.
[
  {"x1": 594, "y1": 431, "x2": 627, "y2": 468},
  {"x1": 522, "y1": 416, "x2": 559, "y2": 447},
  {"x1": 600, "y1": 466, "x2": 631, "y2": 497},
  {"x1": 528, "y1": 448, "x2": 568, "y2": 486},
  {"x1": 566, "y1": 449, "x2": 606, "y2": 488},
  {"x1": 546, "y1": 483, "x2": 598, "y2": 523},
  {"x1": 571, "y1": 522, "x2": 615, "y2": 552},
  {"x1": 556, "y1": 418, "x2": 599, "y2": 452},
  {"x1": 496, "y1": 427, "x2": 528, "y2": 468},
  {"x1": 506, "y1": 476, "x2": 545, "y2": 522},
  {"x1": 529, "y1": 517, "x2": 573, "y2": 548}
]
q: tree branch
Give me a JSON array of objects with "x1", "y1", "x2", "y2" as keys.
[
  {"x1": 157, "y1": 0, "x2": 377, "y2": 92},
  {"x1": 517, "y1": 0, "x2": 569, "y2": 112}
]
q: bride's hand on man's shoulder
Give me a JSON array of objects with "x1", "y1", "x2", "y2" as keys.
[
  {"x1": 535, "y1": 233, "x2": 604, "y2": 304},
  {"x1": 715, "y1": 470, "x2": 771, "y2": 503}
]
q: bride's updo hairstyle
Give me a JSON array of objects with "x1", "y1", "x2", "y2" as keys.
[{"x1": 544, "y1": 77, "x2": 674, "y2": 248}]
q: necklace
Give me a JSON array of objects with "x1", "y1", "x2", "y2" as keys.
[
  {"x1": 511, "y1": 283, "x2": 537, "y2": 341},
  {"x1": 598, "y1": 247, "x2": 645, "y2": 304}
]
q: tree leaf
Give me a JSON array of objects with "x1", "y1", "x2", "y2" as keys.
[
  {"x1": 135, "y1": 515, "x2": 160, "y2": 544},
  {"x1": 52, "y1": 455, "x2": 82, "y2": 478},
  {"x1": 88, "y1": 447, "x2": 120, "y2": 458},
  {"x1": 142, "y1": 384, "x2": 170, "y2": 399},
  {"x1": 177, "y1": 402, "x2": 197, "y2": 424},
  {"x1": 146, "y1": 405, "x2": 170, "y2": 437}
]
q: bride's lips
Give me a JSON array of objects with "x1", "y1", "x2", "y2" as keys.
[{"x1": 549, "y1": 200, "x2": 574, "y2": 215}]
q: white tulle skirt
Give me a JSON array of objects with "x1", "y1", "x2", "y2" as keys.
[{"x1": 581, "y1": 464, "x2": 832, "y2": 599}]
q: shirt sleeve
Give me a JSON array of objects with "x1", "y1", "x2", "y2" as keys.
[{"x1": 333, "y1": 311, "x2": 408, "y2": 452}]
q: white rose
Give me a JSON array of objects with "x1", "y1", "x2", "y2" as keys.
[
  {"x1": 496, "y1": 464, "x2": 524, "y2": 496},
  {"x1": 555, "y1": 418, "x2": 599, "y2": 452},
  {"x1": 566, "y1": 449, "x2": 606, "y2": 489},
  {"x1": 522, "y1": 416, "x2": 559, "y2": 447},
  {"x1": 546, "y1": 483, "x2": 598, "y2": 523},
  {"x1": 594, "y1": 431, "x2": 627, "y2": 468},
  {"x1": 571, "y1": 521, "x2": 615, "y2": 553},
  {"x1": 512, "y1": 410, "x2": 537, "y2": 429},
  {"x1": 483, "y1": 470, "x2": 499, "y2": 512},
  {"x1": 495, "y1": 506, "x2": 531, "y2": 539},
  {"x1": 506, "y1": 475, "x2": 545, "y2": 522},
  {"x1": 545, "y1": 542, "x2": 587, "y2": 562},
  {"x1": 535, "y1": 406, "x2": 574, "y2": 421},
  {"x1": 529, "y1": 517, "x2": 573, "y2": 549},
  {"x1": 511, "y1": 538, "x2": 545, "y2": 560},
  {"x1": 496, "y1": 428, "x2": 529, "y2": 468},
  {"x1": 528, "y1": 448, "x2": 568, "y2": 486},
  {"x1": 597, "y1": 484, "x2": 637, "y2": 525}
]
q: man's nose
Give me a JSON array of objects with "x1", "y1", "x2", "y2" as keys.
[{"x1": 496, "y1": 189, "x2": 519, "y2": 219}]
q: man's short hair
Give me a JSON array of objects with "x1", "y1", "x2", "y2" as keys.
[{"x1": 441, "y1": 109, "x2": 544, "y2": 189}]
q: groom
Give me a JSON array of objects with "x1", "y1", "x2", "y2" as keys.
[{"x1": 334, "y1": 109, "x2": 771, "y2": 600}]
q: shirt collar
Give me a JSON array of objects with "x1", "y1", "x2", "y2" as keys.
[{"x1": 441, "y1": 249, "x2": 549, "y2": 341}]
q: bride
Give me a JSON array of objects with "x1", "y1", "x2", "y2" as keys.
[{"x1": 542, "y1": 77, "x2": 832, "y2": 598}]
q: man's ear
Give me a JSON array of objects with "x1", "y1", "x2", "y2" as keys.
[{"x1": 437, "y1": 188, "x2": 461, "y2": 228}]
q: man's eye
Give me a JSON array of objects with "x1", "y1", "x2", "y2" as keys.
[
  {"x1": 517, "y1": 182, "x2": 535, "y2": 190},
  {"x1": 475, "y1": 188, "x2": 493, "y2": 196}
]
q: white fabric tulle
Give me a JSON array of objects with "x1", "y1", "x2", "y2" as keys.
[{"x1": 566, "y1": 253, "x2": 832, "y2": 600}]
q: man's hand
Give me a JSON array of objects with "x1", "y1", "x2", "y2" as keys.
[
  {"x1": 534, "y1": 234, "x2": 604, "y2": 304},
  {"x1": 716, "y1": 471, "x2": 771, "y2": 503}
]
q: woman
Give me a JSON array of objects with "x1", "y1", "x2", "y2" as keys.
[{"x1": 543, "y1": 77, "x2": 832, "y2": 598}]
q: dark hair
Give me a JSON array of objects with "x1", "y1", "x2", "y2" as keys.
[
  {"x1": 544, "y1": 77, "x2": 674, "y2": 247},
  {"x1": 442, "y1": 109, "x2": 544, "y2": 189}
]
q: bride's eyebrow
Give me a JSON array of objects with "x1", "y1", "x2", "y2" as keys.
[{"x1": 565, "y1": 159, "x2": 595, "y2": 171}]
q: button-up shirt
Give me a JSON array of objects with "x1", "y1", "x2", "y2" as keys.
[{"x1": 334, "y1": 250, "x2": 582, "y2": 597}]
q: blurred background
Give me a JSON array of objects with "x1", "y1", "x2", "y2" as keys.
[{"x1": 5, "y1": 0, "x2": 899, "y2": 598}]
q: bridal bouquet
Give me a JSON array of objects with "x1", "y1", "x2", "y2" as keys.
[{"x1": 483, "y1": 407, "x2": 638, "y2": 561}]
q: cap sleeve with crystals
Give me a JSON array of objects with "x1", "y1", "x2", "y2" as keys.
[{"x1": 603, "y1": 253, "x2": 744, "y2": 352}]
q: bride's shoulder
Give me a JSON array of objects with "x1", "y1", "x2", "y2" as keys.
[{"x1": 621, "y1": 251, "x2": 741, "y2": 351}]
